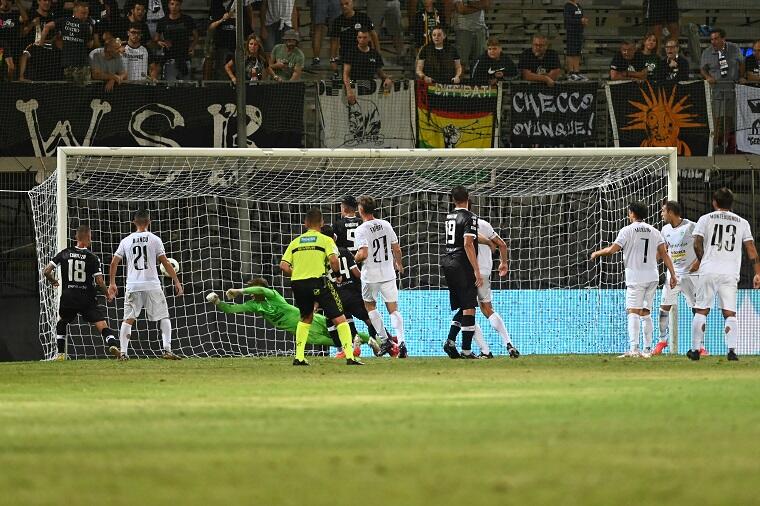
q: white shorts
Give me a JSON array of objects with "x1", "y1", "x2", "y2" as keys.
[
  {"x1": 124, "y1": 289, "x2": 170, "y2": 321},
  {"x1": 695, "y1": 273, "x2": 738, "y2": 312},
  {"x1": 626, "y1": 281, "x2": 657, "y2": 311},
  {"x1": 660, "y1": 274, "x2": 697, "y2": 308},
  {"x1": 477, "y1": 275, "x2": 491, "y2": 303},
  {"x1": 361, "y1": 279, "x2": 398, "y2": 303}
]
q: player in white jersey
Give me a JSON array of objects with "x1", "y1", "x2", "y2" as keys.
[
  {"x1": 689, "y1": 188, "x2": 760, "y2": 361},
  {"x1": 353, "y1": 195, "x2": 407, "y2": 358},
  {"x1": 591, "y1": 202, "x2": 677, "y2": 358},
  {"x1": 107, "y1": 209, "x2": 184, "y2": 360},
  {"x1": 653, "y1": 200, "x2": 703, "y2": 356}
]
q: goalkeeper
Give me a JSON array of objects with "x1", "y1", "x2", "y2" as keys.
[{"x1": 206, "y1": 278, "x2": 374, "y2": 354}]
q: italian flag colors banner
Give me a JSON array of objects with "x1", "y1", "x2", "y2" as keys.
[{"x1": 415, "y1": 83, "x2": 499, "y2": 148}]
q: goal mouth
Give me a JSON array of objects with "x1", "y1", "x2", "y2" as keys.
[{"x1": 31, "y1": 147, "x2": 675, "y2": 358}]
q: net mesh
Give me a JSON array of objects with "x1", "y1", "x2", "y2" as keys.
[{"x1": 30, "y1": 149, "x2": 674, "y2": 359}]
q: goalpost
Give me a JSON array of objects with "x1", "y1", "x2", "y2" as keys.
[{"x1": 31, "y1": 147, "x2": 678, "y2": 359}]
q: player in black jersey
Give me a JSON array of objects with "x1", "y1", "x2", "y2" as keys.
[
  {"x1": 332, "y1": 195, "x2": 362, "y2": 254},
  {"x1": 441, "y1": 185, "x2": 482, "y2": 359},
  {"x1": 41, "y1": 225, "x2": 121, "y2": 360},
  {"x1": 322, "y1": 225, "x2": 382, "y2": 357}
]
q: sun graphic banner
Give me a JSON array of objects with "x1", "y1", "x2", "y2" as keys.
[
  {"x1": 736, "y1": 84, "x2": 760, "y2": 155},
  {"x1": 606, "y1": 80, "x2": 712, "y2": 156},
  {"x1": 317, "y1": 79, "x2": 416, "y2": 148},
  {"x1": 509, "y1": 82, "x2": 597, "y2": 146},
  {"x1": 415, "y1": 83, "x2": 499, "y2": 148}
]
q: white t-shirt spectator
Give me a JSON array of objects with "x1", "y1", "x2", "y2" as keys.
[{"x1": 123, "y1": 44, "x2": 149, "y2": 80}]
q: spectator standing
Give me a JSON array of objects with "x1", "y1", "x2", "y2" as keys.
[
  {"x1": 310, "y1": 0, "x2": 340, "y2": 66},
  {"x1": 518, "y1": 34, "x2": 561, "y2": 86},
  {"x1": 21, "y1": 0, "x2": 53, "y2": 48},
  {"x1": 655, "y1": 39, "x2": 688, "y2": 81},
  {"x1": 329, "y1": 0, "x2": 378, "y2": 77},
  {"x1": 225, "y1": 33, "x2": 267, "y2": 83},
  {"x1": 0, "y1": 0, "x2": 29, "y2": 80},
  {"x1": 208, "y1": 0, "x2": 237, "y2": 79},
  {"x1": 89, "y1": 0, "x2": 120, "y2": 40},
  {"x1": 154, "y1": 0, "x2": 197, "y2": 81},
  {"x1": 40, "y1": 1, "x2": 95, "y2": 84},
  {"x1": 563, "y1": 0, "x2": 588, "y2": 81},
  {"x1": 90, "y1": 35, "x2": 127, "y2": 90},
  {"x1": 366, "y1": 0, "x2": 404, "y2": 63},
  {"x1": 123, "y1": 22, "x2": 149, "y2": 80},
  {"x1": 450, "y1": 0, "x2": 489, "y2": 73},
  {"x1": 643, "y1": 0, "x2": 678, "y2": 47},
  {"x1": 269, "y1": 28, "x2": 303, "y2": 81},
  {"x1": 413, "y1": 0, "x2": 444, "y2": 52},
  {"x1": 700, "y1": 28, "x2": 744, "y2": 153},
  {"x1": 343, "y1": 28, "x2": 392, "y2": 105},
  {"x1": 145, "y1": 0, "x2": 167, "y2": 38},
  {"x1": 19, "y1": 39, "x2": 63, "y2": 80},
  {"x1": 415, "y1": 25, "x2": 461, "y2": 84},
  {"x1": 640, "y1": 32, "x2": 660, "y2": 81},
  {"x1": 471, "y1": 36, "x2": 516, "y2": 86},
  {"x1": 108, "y1": 1, "x2": 150, "y2": 45},
  {"x1": 609, "y1": 40, "x2": 646, "y2": 80},
  {"x1": 743, "y1": 39, "x2": 760, "y2": 82},
  {"x1": 260, "y1": 0, "x2": 297, "y2": 56}
]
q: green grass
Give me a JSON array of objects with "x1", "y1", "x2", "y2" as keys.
[{"x1": 1, "y1": 356, "x2": 759, "y2": 506}]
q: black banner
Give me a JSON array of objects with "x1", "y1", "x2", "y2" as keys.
[
  {"x1": 509, "y1": 82, "x2": 597, "y2": 146},
  {"x1": 0, "y1": 82, "x2": 304, "y2": 156},
  {"x1": 606, "y1": 80, "x2": 711, "y2": 156}
]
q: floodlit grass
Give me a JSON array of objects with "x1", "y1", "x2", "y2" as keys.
[{"x1": 1, "y1": 355, "x2": 759, "y2": 506}]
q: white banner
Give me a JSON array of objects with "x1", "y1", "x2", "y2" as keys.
[
  {"x1": 317, "y1": 79, "x2": 415, "y2": 148},
  {"x1": 736, "y1": 84, "x2": 760, "y2": 155}
]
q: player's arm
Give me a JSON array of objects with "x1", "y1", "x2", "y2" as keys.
[
  {"x1": 590, "y1": 243, "x2": 622, "y2": 259},
  {"x1": 391, "y1": 242, "x2": 403, "y2": 275},
  {"x1": 42, "y1": 262, "x2": 59, "y2": 287},
  {"x1": 350, "y1": 265, "x2": 361, "y2": 280},
  {"x1": 354, "y1": 245, "x2": 368, "y2": 263},
  {"x1": 158, "y1": 254, "x2": 184, "y2": 296},
  {"x1": 280, "y1": 261, "x2": 292, "y2": 276},
  {"x1": 693, "y1": 234, "x2": 704, "y2": 261},
  {"x1": 492, "y1": 234, "x2": 509, "y2": 277},
  {"x1": 463, "y1": 234, "x2": 482, "y2": 287},
  {"x1": 94, "y1": 274, "x2": 109, "y2": 296},
  {"x1": 327, "y1": 252, "x2": 343, "y2": 282},
  {"x1": 108, "y1": 254, "x2": 122, "y2": 299},
  {"x1": 657, "y1": 243, "x2": 678, "y2": 288},
  {"x1": 743, "y1": 239, "x2": 760, "y2": 288}
]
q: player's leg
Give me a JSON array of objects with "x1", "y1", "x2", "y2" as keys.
[
  {"x1": 458, "y1": 268, "x2": 479, "y2": 358},
  {"x1": 472, "y1": 323, "x2": 492, "y2": 358},
  {"x1": 291, "y1": 280, "x2": 317, "y2": 365},
  {"x1": 689, "y1": 274, "x2": 714, "y2": 360},
  {"x1": 717, "y1": 277, "x2": 739, "y2": 361},
  {"x1": 444, "y1": 308, "x2": 463, "y2": 358},
  {"x1": 92, "y1": 320, "x2": 121, "y2": 358},
  {"x1": 145, "y1": 289, "x2": 180, "y2": 360},
  {"x1": 54, "y1": 307, "x2": 77, "y2": 360},
  {"x1": 120, "y1": 290, "x2": 145, "y2": 359},
  {"x1": 321, "y1": 281, "x2": 362, "y2": 364},
  {"x1": 640, "y1": 282, "x2": 657, "y2": 357},
  {"x1": 478, "y1": 278, "x2": 519, "y2": 357},
  {"x1": 622, "y1": 285, "x2": 645, "y2": 357},
  {"x1": 363, "y1": 282, "x2": 392, "y2": 352},
  {"x1": 381, "y1": 280, "x2": 406, "y2": 357},
  {"x1": 655, "y1": 273, "x2": 679, "y2": 354},
  {"x1": 680, "y1": 276, "x2": 708, "y2": 356}
]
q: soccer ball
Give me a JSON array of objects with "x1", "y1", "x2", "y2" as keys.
[{"x1": 160, "y1": 257, "x2": 180, "y2": 277}]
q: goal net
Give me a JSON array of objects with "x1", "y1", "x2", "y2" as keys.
[{"x1": 31, "y1": 147, "x2": 676, "y2": 359}]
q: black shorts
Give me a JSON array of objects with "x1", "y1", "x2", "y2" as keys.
[
  {"x1": 338, "y1": 287, "x2": 369, "y2": 322},
  {"x1": 565, "y1": 34, "x2": 584, "y2": 56},
  {"x1": 441, "y1": 258, "x2": 477, "y2": 311},
  {"x1": 59, "y1": 298, "x2": 106, "y2": 323},
  {"x1": 291, "y1": 277, "x2": 345, "y2": 320},
  {"x1": 644, "y1": 0, "x2": 678, "y2": 25}
]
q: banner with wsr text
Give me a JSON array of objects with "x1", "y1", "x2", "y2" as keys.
[{"x1": 0, "y1": 82, "x2": 304, "y2": 156}]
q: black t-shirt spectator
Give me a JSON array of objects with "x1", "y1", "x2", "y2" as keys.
[
  {"x1": 471, "y1": 52, "x2": 517, "y2": 85},
  {"x1": 413, "y1": 7, "x2": 445, "y2": 48},
  {"x1": 329, "y1": 11, "x2": 374, "y2": 60},
  {"x1": 418, "y1": 43, "x2": 459, "y2": 83},
  {"x1": 22, "y1": 11, "x2": 56, "y2": 49},
  {"x1": 518, "y1": 48, "x2": 561, "y2": 75},
  {"x1": 156, "y1": 14, "x2": 195, "y2": 61},
  {"x1": 109, "y1": 16, "x2": 150, "y2": 46},
  {"x1": 746, "y1": 54, "x2": 760, "y2": 79},
  {"x1": 54, "y1": 16, "x2": 94, "y2": 67},
  {"x1": 86, "y1": 0, "x2": 120, "y2": 35},
  {"x1": 346, "y1": 46, "x2": 384, "y2": 81},
  {"x1": 209, "y1": 0, "x2": 235, "y2": 51},
  {"x1": 31, "y1": 0, "x2": 67, "y2": 18},
  {"x1": 0, "y1": 6, "x2": 23, "y2": 57},
  {"x1": 655, "y1": 55, "x2": 689, "y2": 81},
  {"x1": 610, "y1": 51, "x2": 645, "y2": 73},
  {"x1": 563, "y1": 1, "x2": 584, "y2": 38},
  {"x1": 23, "y1": 42, "x2": 64, "y2": 80}
]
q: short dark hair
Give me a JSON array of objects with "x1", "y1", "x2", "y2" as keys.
[
  {"x1": 245, "y1": 277, "x2": 269, "y2": 288},
  {"x1": 75, "y1": 224, "x2": 91, "y2": 238},
  {"x1": 662, "y1": 200, "x2": 682, "y2": 216},
  {"x1": 128, "y1": 22, "x2": 143, "y2": 32},
  {"x1": 713, "y1": 187, "x2": 734, "y2": 209},
  {"x1": 358, "y1": 195, "x2": 377, "y2": 216},
  {"x1": 320, "y1": 224, "x2": 335, "y2": 237},
  {"x1": 305, "y1": 208, "x2": 323, "y2": 226},
  {"x1": 341, "y1": 195, "x2": 357, "y2": 210},
  {"x1": 451, "y1": 185, "x2": 469, "y2": 203},
  {"x1": 709, "y1": 28, "x2": 726, "y2": 39},
  {"x1": 629, "y1": 201, "x2": 648, "y2": 220},
  {"x1": 134, "y1": 209, "x2": 150, "y2": 224}
]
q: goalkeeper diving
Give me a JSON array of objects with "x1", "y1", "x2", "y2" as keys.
[{"x1": 206, "y1": 278, "x2": 380, "y2": 356}]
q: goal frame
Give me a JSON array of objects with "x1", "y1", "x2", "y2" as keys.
[{"x1": 54, "y1": 146, "x2": 679, "y2": 352}]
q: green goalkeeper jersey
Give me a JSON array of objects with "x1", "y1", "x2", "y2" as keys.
[{"x1": 215, "y1": 286, "x2": 368, "y2": 346}]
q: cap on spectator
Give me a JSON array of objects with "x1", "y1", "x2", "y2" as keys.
[{"x1": 283, "y1": 29, "x2": 300, "y2": 42}]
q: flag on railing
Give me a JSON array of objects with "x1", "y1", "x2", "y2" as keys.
[{"x1": 736, "y1": 84, "x2": 760, "y2": 155}]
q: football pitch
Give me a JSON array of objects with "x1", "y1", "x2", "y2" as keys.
[{"x1": 1, "y1": 356, "x2": 759, "y2": 506}]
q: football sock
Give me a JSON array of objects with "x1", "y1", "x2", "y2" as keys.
[
  {"x1": 295, "y1": 321, "x2": 310, "y2": 361},
  {"x1": 119, "y1": 322, "x2": 132, "y2": 355},
  {"x1": 725, "y1": 316, "x2": 738, "y2": 350},
  {"x1": 461, "y1": 314, "x2": 475, "y2": 351},
  {"x1": 336, "y1": 321, "x2": 354, "y2": 359},
  {"x1": 642, "y1": 314, "x2": 653, "y2": 350},
  {"x1": 390, "y1": 311, "x2": 404, "y2": 343},
  {"x1": 627, "y1": 313, "x2": 640, "y2": 351},
  {"x1": 159, "y1": 319, "x2": 172, "y2": 351},
  {"x1": 448, "y1": 309, "x2": 463, "y2": 342},
  {"x1": 368, "y1": 309, "x2": 389, "y2": 341},
  {"x1": 691, "y1": 313, "x2": 706, "y2": 351},
  {"x1": 658, "y1": 310, "x2": 669, "y2": 342},
  {"x1": 56, "y1": 336, "x2": 66, "y2": 354},
  {"x1": 101, "y1": 328, "x2": 118, "y2": 347},
  {"x1": 348, "y1": 319, "x2": 359, "y2": 338},
  {"x1": 488, "y1": 312, "x2": 512, "y2": 346},
  {"x1": 473, "y1": 323, "x2": 490, "y2": 355},
  {"x1": 55, "y1": 320, "x2": 67, "y2": 354},
  {"x1": 367, "y1": 323, "x2": 377, "y2": 338}
]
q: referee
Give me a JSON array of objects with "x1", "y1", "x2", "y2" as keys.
[{"x1": 280, "y1": 208, "x2": 364, "y2": 366}]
